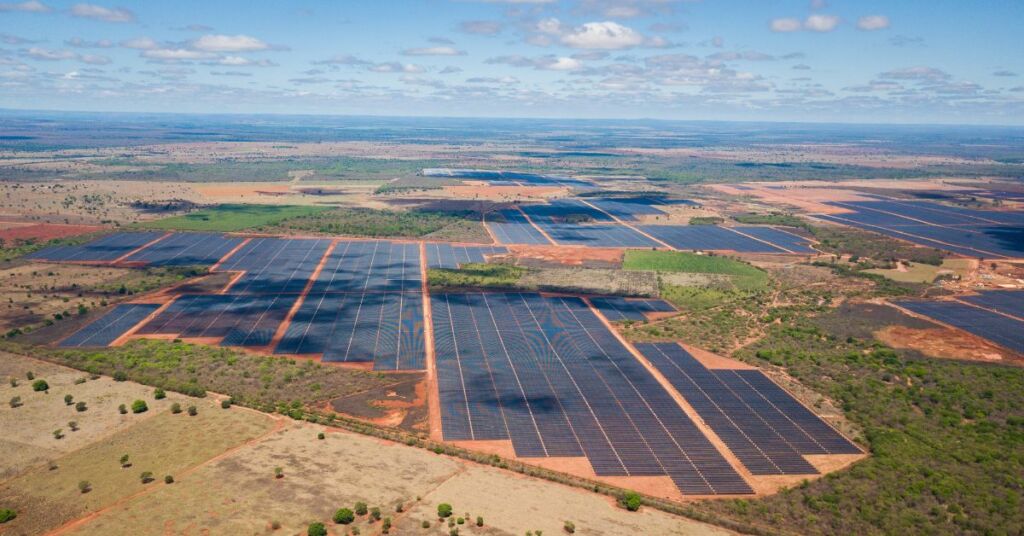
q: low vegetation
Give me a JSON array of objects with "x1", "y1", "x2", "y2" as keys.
[
  {"x1": 623, "y1": 249, "x2": 769, "y2": 290},
  {"x1": 5, "y1": 339, "x2": 391, "y2": 410},
  {"x1": 268, "y1": 206, "x2": 490, "y2": 242},
  {"x1": 429, "y1": 263, "x2": 525, "y2": 290},
  {"x1": 137, "y1": 204, "x2": 327, "y2": 232}
]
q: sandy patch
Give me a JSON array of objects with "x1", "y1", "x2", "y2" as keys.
[
  {"x1": 444, "y1": 184, "x2": 568, "y2": 200},
  {"x1": 507, "y1": 244, "x2": 624, "y2": 266},
  {"x1": 0, "y1": 222, "x2": 105, "y2": 243},
  {"x1": 875, "y1": 325, "x2": 1020, "y2": 365}
]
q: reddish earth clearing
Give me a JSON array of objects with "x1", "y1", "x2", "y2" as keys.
[{"x1": 0, "y1": 222, "x2": 105, "y2": 243}]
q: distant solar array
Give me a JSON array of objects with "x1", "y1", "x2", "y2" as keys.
[
  {"x1": 639, "y1": 225, "x2": 799, "y2": 253},
  {"x1": 432, "y1": 292, "x2": 752, "y2": 495},
  {"x1": 817, "y1": 197, "x2": 1024, "y2": 258},
  {"x1": 637, "y1": 343, "x2": 860, "y2": 475},
  {"x1": 136, "y1": 293, "x2": 298, "y2": 348},
  {"x1": 895, "y1": 299, "x2": 1024, "y2": 353},
  {"x1": 960, "y1": 290, "x2": 1024, "y2": 319},
  {"x1": 519, "y1": 201, "x2": 661, "y2": 247},
  {"x1": 216, "y1": 237, "x2": 332, "y2": 294},
  {"x1": 426, "y1": 243, "x2": 507, "y2": 269},
  {"x1": 27, "y1": 231, "x2": 165, "y2": 262},
  {"x1": 422, "y1": 168, "x2": 592, "y2": 187},
  {"x1": 59, "y1": 303, "x2": 160, "y2": 347},
  {"x1": 591, "y1": 296, "x2": 676, "y2": 321},
  {"x1": 309, "y1": 240, "x2": 422, "y2": 293}
]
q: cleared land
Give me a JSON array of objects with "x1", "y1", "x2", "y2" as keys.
[{"x1": 267, "y1": 206, "x2": 492, "y2": 243}]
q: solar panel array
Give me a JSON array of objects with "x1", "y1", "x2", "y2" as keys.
[
  {"x1": 591, "y1": 296, "x2": 676, "y2": 321},
  {"x1": 960, "y1": 290, "x2": 1024, "y2": 319},
  {"x1": 27, "y1": 231, "x2": 165, "y2": 262},
  {"x1": 426, "y1": 243, "x2": 508, "y2": 269},
  {"x1": 638, "y1": 225, "x2": 788, "y2": 253},
  {"x1": 422, "y1": 168, "x2": 592, "y2": 187},
  {"x1": 135, "y1": 293, "x2": 298, "y2": 348},
  {"x1": 895, "y1": 300, "x2": 1024, "y2": 353},
  {"x1": 275, "y1": 292, "x2": 425, "y2": 370},
  {"x1": 59, "y1": 303, "x2": 160, "y2": 347},
  {"x1": 584, "y1": 198, "x2": 669, "y2": 221},
  {"x1": 432, "y1": 292, "x2": 752, "y2": 495},
  {"x1": 637, "y1": 343, "x2": 860, "y2": 475},
  {"x1": 216, "y1": 237, "x2": 332, "y2": 294},
  {"x1": 310, "y1": 240, "x2": 422, "y2": 293},
  {"x1": 736, "y1": 227, "x2": 817, "y2": 254},
  {"x1": 520, "y1": 201, "x2": 660, "y2": 247},
  {"x1": 818, "y1": 198, "x2": 1024, "y2": 258},
  {"x1": 123, "y1": 232, "x2": 244, "y2": 266},
  {"x1": 486, "y1": 209, "x2": 551, "y2": 245}
]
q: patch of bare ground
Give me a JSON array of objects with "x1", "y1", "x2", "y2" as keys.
[
  {"x1": 0, "y1": 353, "x2": 275, "y2": 536},
  {"x1": 507, "y1": 244, "x2": 623, "y2": 268},
  {"x1": 876, "y1": 325, "x2": 1021, "y2": 366},
  {"x1": 443, "y1": 184, "x2": 569, "y2": 200},
  {"x1": 518, "y1": 267, "x2": 660, "y2": 297},
  {"x1": 329, "y1": 372, "x2": 428, "y2": 433}
]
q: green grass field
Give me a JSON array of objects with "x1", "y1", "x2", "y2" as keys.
[
  {"x1": 136, "y1": 204, "x2": 328, "y2": 232},
  {"x1": 623, "y1": 250, "x2": 767, "y2": 289}
]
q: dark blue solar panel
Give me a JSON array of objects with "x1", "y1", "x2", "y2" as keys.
[
  {"x1": 487, "y1": 209, "x2": 550, "y2": 245},
  {"x1": 639, "y1": 225, "x2": 785, "y2": 253},
  {"x1": 27, "y1": 232, "x2": 166, "y2": 262},
  {"x1": 734, "y1": 227, "x2": 816, "y2": 254},
  {"x1": 960, "y1": 290, "x2": 1024, "y2": 319},
  {"x1": 123, "y1": 232, "x2": 242, "y2": 266},
  {"x1": 426, "y1": 243, "x2": 508, "y2": 269},
  {"x1": 895, "y1": 300, "x2": 1024, "y2": 353},
  {"x1": 59, "y1": 303, "x2": 160, "y2": 347},
  {"x1": 591, "y1": 297, "x2": 676, "y2": 321}
]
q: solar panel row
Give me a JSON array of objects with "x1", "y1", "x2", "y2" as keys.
[
  {"x1": 637, "y1": 343, "x2": 860, "y2": 475},
  {"x1": 27, "y1": 231, "x2": 165, "y2": 262},
  {"x1": 123, "y1": 232, "x2": 244, "y2": 266},
  {"x1": 426, "y1": 243, "x2": 508, "y2": 269},
  {"x1": 591, "y1": 296, "x2": 676, "y2": 321},
  {"x1": 895, "y1": 300, "x2": 1024, "y2": 353},
  {"x1": 216, "y1": 237, "x2": 332, "y2": 294},
  {"x1": 735, "y1": 227, "x2": 817, "y2": 254},
  {"x1": 638, "y1": 225, "x2": 787, "y2": 253},
  {"x1": 432, "y1": 292, "x2": 752, "y2": 495},
  {"x1": 59, "y1": 303, "x2": 160, "y2": 347},
  {"x1": 960, "y1": 290, "x2": 1024, "y2": 319},
  {"x1": 584, "y1": 198, "x2": 668, "y2": 221},
  {"x1": 274, "y1": 291, "x2": 425, "y2": 370},
  {"x1": 486, "y1": 209, "x2": 551, "y2": 245},
  {"x1": 542, "y1": 223, "x2": 659, "y2": 247},
  {"x1": 311, "y1": 240, "x2": 422, "y2": 293},
  {"x1": 135, "y1": 293, "x2": 297, "y2": 348}
]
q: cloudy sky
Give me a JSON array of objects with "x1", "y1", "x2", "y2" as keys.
[{"x1": 1, "y1": 0, "x2": 1021, "y2": 124}]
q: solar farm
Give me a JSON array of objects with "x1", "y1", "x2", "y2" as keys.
[{"x1": 23, "y1": 219, "x2": 867, "y2": 500}]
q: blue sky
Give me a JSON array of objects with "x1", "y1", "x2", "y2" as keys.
[{"x1": 0, "y1": 0, "x2": 1021, "y2": 124}]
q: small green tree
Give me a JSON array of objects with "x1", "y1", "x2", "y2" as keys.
[
  {"x1": 9, "y1": 396, "x2": 21, "y2": 408},
  {"x1": 382, "y1": 517, "x2": 392, "y2": 533},
  {"x1": 26, "y1": 371, "x2": 34, "y2": 380},
  {"x1": 78, "y1": 480, "x2": 91, "y2": 493},
  {"x1": 563, "y1": 520, "x2": 575, "y2": 533},
  {"x1": 74, "y1": 401, "x2": 87, "y2": 412},
  {"x1": 437, "y1": 503, "x2": 453, "y2": 518},
  {"x1": 307, "y1": 522, "x2": 327, "y2": 536},
  {"x1": 113, "y1": 371, "x2": 127, "y2": 382},
  {"x1": 187, "y1": 405, "x2": 197, "y2": 416},
  {"x1": 422, "y1": 520, "x2": 431, "y2": 528},
  {"x1": 120, "y1": 454, "x2": 131, "y2": 468},
  {"x1": 477, "y1": 516, "x2": 484, "y2": 527},
  {"x1": 170, "y1": 402, "x2": 182, "y2": 414},
  {"x1": 164, "y1": 475, "x2": 174, "y2": 484},
  {"x1": 140, "y1": 471, "x2": 154, "y2": 484},
  {"x1": 220, "y1": 399, "x2": 231, "y2": 409},
  {"x1": 333, "y1": 508, "x2": 355, "y2": 525},
  {"x1": 68, "y1": 421, "x2": 78, "y2": 432},
  {"x1": 317, "y1": 432, "x2": 325, "y2": 440},
  {"x1": 354, "y1": 501, "x2": 368, "y2": 516},
  {"x1": 456, "y1": 517, "x2": 464, "y2": 525},
  {"x1": 370, "y1": 507, "x2": 381, "y2": 521},
  {"x1": 0, "y1": 508, "x2": 16, "y2": 524},
  {"x1": 619, "y1": 491, "x2": 641, "y2": 512},
  {"x1": 53, "y1": 429, "x2": 63, "y2": 440},
  {"x1": 8, "y1": 378, "x2": 16, "y2": 388},
  {"x1": 32, "y1": 379, "x2": 48, "y2": 392},
  {"x1": 118, "y1": 404, "x2": 127, "y2": 414},
  {"x1": 154, "y1": 388, "x2": 166, "y2": 400},
  {"x1": 64, "y1": 394, "x2": 74, "y2": 405},
  {"x1": 274, "y1": 466, "x2": 283, "y2": 479},
  {"x1": 131, "y1": 400, "x2": 148, "y2": 414}
]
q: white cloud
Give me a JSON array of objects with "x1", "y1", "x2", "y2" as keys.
[
  {"x1": 857, "y1": 15, "x2": 890, "y2": 31},
  {"x1": 401, "y1": 46, "x2": 465, "y2": 56},
  {"x1": 78, "y1": 53, "x2": 110, "y2": 65},
  {"x1": 191, "y1": 34, "x2": 269, "y2": 52},
  {"x1": 879, "y1": 66, "x2": 951, "y2": 82},
  {"x1": 486, "y1": 54, "x2": 582, "y2": 71},
  {"x1": 370, "y1": 62, "x2": 424, "y2": 73},
  {"x1": 70, "y1": 3, "x2": 135, "y2": 23},
  {"x1": 770, "y1": 18, "x2": 802, "y2": 33},
  {"x1": 561, "y1": 21, "x2": 644, "y2": 49},
  {"x1": 66, "y1": 37, "x2": 113, "y2": 48},
  {"x1": 141, "y1": 48, "x2": 215, "y2": 61},
  {"x1": 804, "y1": 14, "x2": 840, "y2": 32},
  {"x1": 0, "y1": 0, "x2": 49, "y2": 12},
  {"x1": 459, "y1": 20, "x2": 502, "y2": 35},
  {"x1": 312, "y1": 54, "x2": 371, "y2": 66},
  {"x1": 536, "y1": 18, "x2": 563, "y2": 35},
  {"x1": 546, "y1": 56, "x2": 582, "y2": 70},
  {"x1": 121, "y1": 37, "x2": 159, "y2": 50},
  {"x1": 25, "y1": 47, "x2": 76, "y2": 60},
  {"x1": 772, "y1": 14, "x2": 840, "y2": 33}
]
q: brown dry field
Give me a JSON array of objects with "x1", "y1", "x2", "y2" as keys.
[
  {"x1": 617, "y1": 146, "x2": 1001, "y2": 169},
  {"x1": 506, "y1": 244, "x2": 624, "y2": 266},
  {"x1": 63, "y1": 419, "x2": 735, "y2": 536},
  {"x1": 0, "y1": 222, "x2": 105, "y2": 243},
  {"x1": 443, "y1": 184, "x2": 568, "y2": 200},
  {"x1": 876, "y1": 325, "x2": 1023, "y2": 366},
  {"x1": 0, "y1": 262, "x2": 183, "y2": 332}
]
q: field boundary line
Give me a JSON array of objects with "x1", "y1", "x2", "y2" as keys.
[
  {"x1": 515, "y1": 206, "x2": 557, "y2": 245},
  {"x1": 577, "y1": 199, "x2": 674, "y2": 249},
  {"x1": 421, "y1": 241, "x2": 443, "y2": 442},
  {"x1": 110, "y1": 301, "x2": 174, "y2": 347},
  {"x1": 950, "y1": 297, "x2": 1024, "y2": 323},
  {"x1": 111, "y1": 232, "x2": 170, "y2": 265},
  {"x1": 209, "y1": 236, "x2": 251, "y2": 272},
  {"x1": 267, "y1": 239, "x2": 338, "y2": 351},
  {"x1": 725, "y1": 227, "x2": 793, "y2": 254}
]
